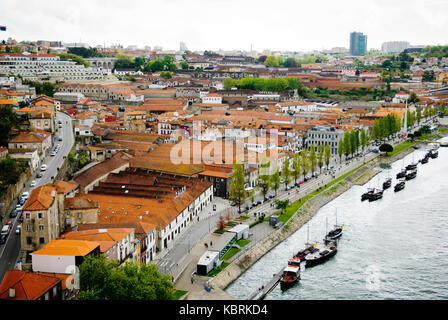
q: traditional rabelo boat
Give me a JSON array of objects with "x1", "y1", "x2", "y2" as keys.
[
  {"x1": 429, "y1": 150, "x2": 438, "y2": 159},
  {"x1": 368, "y1": 188, "x2": 383, "y2": 202},
  {"x1": 280, "y1": 265, "x2": 301, "y2": 290},
  {"x1": 361, "y1": 188, "x2": 375, "y2": 201},
  {"x1": 382, "y1": 178, "x2": 392, "y2": 189},
  {"x1": 421, "y1": 156, "x2": 429, "y2": 164},
  {"x1": 405, "y1": 169, "x2": 417, "y2": 180},
  {"x1": 325, "y1": 212, "x2": 343, "y2": 241},
  {"x1": 304, "y1": 240, "x2": 338, "y2": 267},
  {"x1": 394, "y1": 179, "x2": 405, "y2": 192},
  {"x1": 405, "y1": 163, "x2": 418, "y2": 171},
  {"x1": 396, "y1": 169, "x2": 407, "y2": 179}
]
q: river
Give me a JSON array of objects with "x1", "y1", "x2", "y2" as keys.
[{"x1": 226, "y1": 143, "x2": 448, "y2": 300}]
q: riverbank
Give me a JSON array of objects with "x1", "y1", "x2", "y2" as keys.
[{"x1": 209, "y1": 135, "x2": 446, "y2": 295}]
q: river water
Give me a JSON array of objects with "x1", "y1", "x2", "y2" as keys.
[{"x1": 226, "y1": 143, "x2": 448, "y2": 300}]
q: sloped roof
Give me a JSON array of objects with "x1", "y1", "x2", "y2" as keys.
[
  {"x1": 23, "y1": 184, "x2": 56, "y2": 211},
  {"x1": 0, "y1": 270, "x2": 61, "y2": 300},
  {"x1": 31, "y1": 240, "x2": 100, "y2": 257}
]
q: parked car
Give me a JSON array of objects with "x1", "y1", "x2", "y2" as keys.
[
  {"x1": 9, "y1": 209, "x2": 17, "y2": 218},
  {"x1": 1, "y1": 225, "x2": 10, "y2": 235},
  {"x1": 58, "y1": 120, "x2": 62, "y2": 124},
  {"x1": 30, "y1": 180, "x2": 36, "y2": 187},
  {"x1": 15, "y1": 225, "x2": 21, "y2": 235},
  {"x1": 36, "y1": 172, "x2": 43, "y2": 178},
  {"x1": 21, "y1": 191, "x2": 29, "y2": 200},
  {"x1": 15, "y1": 204, "x2": 23, "y2": 211},
  {"x1": 40, "y1": 164, "x2": 47, "y2": 171},
  {"x1": 19, "y1": 198, "x2": 26, "y2": 205},
  {"x1": 257, "y1": 200, "x2": 263, "y2": 205},
  {"x1": 0, "y1": 234, "x2": 7, "y2": 244},
  {"x1": 58, "y1": 137, "x2": 63, "y2": 141},
  {"x1": 58, "y1": 124, "x2": 62, "y2": 128},
  {"x1": 50, "y1": 151, "x2": 56, "y2": 157}
]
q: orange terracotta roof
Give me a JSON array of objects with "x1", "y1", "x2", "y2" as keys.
[
  {"x1": 23, "y1": 184, "x2": 56, "y2": 211},
  {"x1": 54, "y1": 181, "x2": 78, "y2": 194},
  {"x1": 31, "y1": 240, "x2": 100, "y2": 256},
  {"x1": 0, "y1": 270, "x2": 61, "y2": 300}
]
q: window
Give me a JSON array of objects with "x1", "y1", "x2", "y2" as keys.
[
  {"x1": 78, "y1": 213, "x2": 82, "y2": 219},
  {"x1": 25, "y1": 213, "x2": 31, "y2": 220},
  {"x1": 26, "y1": 225, "x2": 31, "y2": 232},
  {"x1": 39, "y1": 225, "x2": 44, "y2": 231},
  {"x1": 27, "y1": 237, "x2": 32, "y2": 245},
  {"x1": 40, "y1": 237, "x2": 45, "y2": 244},
  {"x1": 38, "y1": 213, "x2": 43, "y2": 219}
]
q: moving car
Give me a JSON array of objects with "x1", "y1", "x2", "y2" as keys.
[
  {"x1": 30, "y1": 180, "x2": 36, "y2": 187},
  {"x1": 36, "y1": 172, "x2": 43, "y2": 178},
  {"x1": 40, "y1": 164, "x2": 47, "y2": 171},
  {"x1": 15, "y1": 225, "x2": 21, "y2": 235}
]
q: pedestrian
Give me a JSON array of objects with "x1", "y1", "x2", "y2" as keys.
[
  {"x1": 210, "y1": 241, "x2": 213, "y2": 246},
  {"x1": 191, "y1": 277, "x2": 194, "y2": 284}
]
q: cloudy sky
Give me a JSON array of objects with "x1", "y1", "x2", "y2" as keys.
[{"x1": 1, "y1": 0, "x2": 447, "y2": 52}]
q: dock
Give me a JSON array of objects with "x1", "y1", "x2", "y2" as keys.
[{"x1": 247, "y1": 269, "x2": 283, "y2": 300}]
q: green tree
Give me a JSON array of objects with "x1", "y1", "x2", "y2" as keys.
[
  {"x1": 317, "y1": 144, "x2": 324, "y2": 173},
  {"x1": 78, "y1": 255, "x2": 174, "y2": 300},
  {"x1": 229, "y1": 163, "x2": 247, "y2": 213},
  {"x1": 0, "y1": 105, "x2": 19, "y2": 147},
  {"x1": 257, "y1": 158, "x2": 271, "y2": 200},
  {"x1": 324, "y1": 143, "x2": 331, "y2": 169},
  {"x1": 309, "y1": 144, "x2": 317, "y2": 174},
  {"x1": 249, "y1": 189, "x2": 255, "y2": 204},
  {"x1": 281, "y1": 157, "x2": 292, "y2": 189},
  {"x1": 379, "y1": 143, "x2": 394, "y2": 156},
  {"x1": 264, "y1": 55, "x2": 280, "y2": 67},
  {"x1": 160, "y1": 71, "x2": 172, "y2": 79},
  {"x1": 291, "y1": 152, "x2": 302, "y2": 185},
  {"x1": 360, "y1": 129, "x2": 367, "y2": 152},
  {"x1": 416, "y1": 107, "x2": 422, "y2": 124},
  {"x1": 343, "y1": 131, "x2": 351, "y2": 158},
  {"x1": 338, "y1": 138, "x2": 344, "y2": 163},
  {"x1": 180, "y1": 61, "x2": 189, "y2": 70},
  {"x1": 301, "y1": 148, "x2": 310, "y2": 177},
  {"x1": 57, "y1": 53, "x2": 89, "y2": 67},
  {"x1": 274, "y1": 199, "x2": 290, "y2": 215},
  {"x1": 271, "y1": 162, "x2": 281, "y2": 196}
]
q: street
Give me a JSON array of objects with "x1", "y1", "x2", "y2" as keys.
[{"x1": 0, "y1": 111, "x2": 73, "y2": 282}]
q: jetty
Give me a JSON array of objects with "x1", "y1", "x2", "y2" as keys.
[{"x1": 247, "y1": 269, "x2": 283, "y2": 300}]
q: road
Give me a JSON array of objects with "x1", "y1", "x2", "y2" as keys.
[{"x1": 0, "y1": 112, "x2": 73, "y2": 282}]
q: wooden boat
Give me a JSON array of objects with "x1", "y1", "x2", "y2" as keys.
[
  {"x1": 326, "y1": 226, "x2": 343, "y2": 240},
  {"x1": 429, "y1": 150, "x2": 438, "y2": 159},
  {"x1": 406, "y1": 163, "x2": 418, "y2": 171},
  {"x1": 280, "y1": 265, "x2": 300, "y2": 290},
  {"x1": 368, "y1": 188, "x2": 383, "y2": 202},
  {"x1": 361, "y1": 188, "x2": 375, "y2": 201},
  {"x1": 382, "y1": 178, "x2": 392, "y2": 189},
  {"x1": 396, "y1": 169, "x2": 406, "y2": 179},
  {"x1": 405, "y1": 169, "x2": 417, "y2": 180},
  {"x1": 394, "y1": 180, "x2": 405, "y2": 192},
  {"x1": 421, "y1": 156, "x2": 429, "y2": 164},
  {"x1": 304, "y1": 240, "x2": 337, "y2": 267}
]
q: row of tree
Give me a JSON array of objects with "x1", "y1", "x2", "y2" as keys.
[
  {"x1": 337, "y1": 129, "x2": 368, "y2": 162},
  {"x1": 229, "y1": 144, "x2": 332, "y2": 212},
  {"x1": 223, "y1": 76, "x2": 309, "y2": 95}
]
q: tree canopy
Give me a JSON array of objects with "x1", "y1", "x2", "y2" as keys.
[{"x1": 77, "y1": 255, "x2": 175, "y2": 300}]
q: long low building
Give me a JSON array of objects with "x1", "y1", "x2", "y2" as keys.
[{"x1": 71, "y1": 167, "x2": 213, "y2": 256}]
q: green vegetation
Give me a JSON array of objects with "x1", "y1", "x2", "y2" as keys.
[
  {"x1": 58, "y1": 53, "x2": 89, "y2": 67},
  {"x1": 229, "y1": 163, "x2": 246, "y2": 213},
  {"x1": 236, "y1": 239, "x2": 251, "y2": 247},
  {"x1": 67, "y1": 47, "x2": 106, "y2": 58},
  {"x1": 22, "y1": 80, "x2": 56, "y2": 97},
  {"x1": 223, "y1": 76, "x2": 309, "y2": 95},
  {"x1": 114, "y1": 54, "x2": 146, "y2": 71},
  {"x1": 306, "y1": 86, "x2": 398, "y2": 101},
  {"x1": 422, "y1": 45, "x2": 448, "y2": 58},
  {"x1": 77, "y1": 254, "x2": 175, "y2": 300},
  {"x1": 160, "y1": 71, "x2": 173, "y2": 79},
  {"x1": 174, "y1": 290, "x2": 188, "y2": 300},
  {"x1": 0, "y1": 158, "x2": 28, "y2": 195},
  {"x1": 222, "y1": 247, "x2": 240, "y2": 261},
  {"x1": 371, "y1": 114, "x2": 401, "y2": 141},
  {"x1": 0, "y1": 106, "x2": 19, "y2": 147},
  {"x1": 386, "y1": 140, "x2": 415, "y2": 157},
  {"x1": 144, "y1": 55, "x2": 177, "y2": 72},
  {"x1": 207, "y1": 262, "x2": 229, "y2": 277}
]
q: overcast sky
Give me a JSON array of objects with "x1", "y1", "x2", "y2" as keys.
[{"x1": 1, "y1": 0, "x2": 447, "y2": 52}]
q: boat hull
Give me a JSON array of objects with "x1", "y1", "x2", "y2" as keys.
[{"x1": 305, "y1": 248, "x2": 337, "y2": 267}]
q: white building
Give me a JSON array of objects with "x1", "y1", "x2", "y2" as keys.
[{"x1": 381, "y1": 41, "x2": 410, "y2": 54}]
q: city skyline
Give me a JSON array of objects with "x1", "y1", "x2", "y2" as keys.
[{"x1": 1, "y1": 0, "x2": 447, "y2": 53}]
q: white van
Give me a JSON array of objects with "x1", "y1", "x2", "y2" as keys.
[{"x1": 1, "y1": 225, "x2": 10, "y2": 235}]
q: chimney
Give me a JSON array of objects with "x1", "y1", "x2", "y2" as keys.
[{"x1": 9, "y1": 288, "x2": 15, "y2": 298}]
